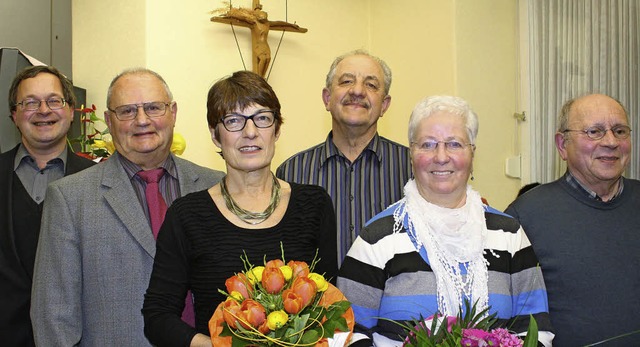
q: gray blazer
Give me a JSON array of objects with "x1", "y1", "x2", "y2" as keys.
[{"x1": 30, "y1": 152, "x2": 224, "y2": 347}]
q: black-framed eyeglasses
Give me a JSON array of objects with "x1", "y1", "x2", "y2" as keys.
[
  {"x1": 411, "y1": 140, "x2": 475, "y2": 152},
  {"x1": 107, "y1": 101, "x2": 172, "y2": 121},
  {"x1": 16, "y1": 97, "x2": 66, "y2": 111},
  {"x1": 563, "y1": 125, "x2": 631, "y2": 140},
  {"x1": 220, "y1": 110, "x2": 277, "y2": 132}
]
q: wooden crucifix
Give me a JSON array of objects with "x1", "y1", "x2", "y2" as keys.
[{"x1": 211, "y1": 0, "x2": 308, "y2": 77}]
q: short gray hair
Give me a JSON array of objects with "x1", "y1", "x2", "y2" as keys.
[
  {"x1": 106, "y1": 68, "x2": 173, "y2": 108},
  {"x1": 325, "y1": 49, "x2": 392, "y2": 96},
  {"x1": 408, "y1": 95, "x2": 479, "y2": 144},
  {"x1": 557, "y1": 93, "x2": 628, "y2": 134}
]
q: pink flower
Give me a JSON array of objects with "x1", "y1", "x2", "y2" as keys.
[
  {"x1": 290, "y1": 276, "x2": 317, "y2": 307},
  {"x1": 265, "y1": 259, "x2": 284, "y2": 268},
  {"x1": 225, "y1": 273, "x2": 253, "y2": 299},
  {"x1": 287, "y1": 260, "x2": 310, "y2": 279},
  {"x1": 261, "y1": 266, "x2": 285, "y2": 294},
  {"x1": 491, "y1": 328, "x2": 524, "y2": 346}
]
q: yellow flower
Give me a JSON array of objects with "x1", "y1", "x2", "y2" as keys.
[
  {"x1": 91, "y1": 139, "x2": 107, "y2": 150},
  {"x1": 279, "y1": 265, "x2": 293, "y2": 281},
  {"x1": 308, "y1": 273, "x2": 328, "y2": 292},
  {"x1": 266, "y1": 310, "x2": 288, "y2": 330},
  {"x1": 229, "y1": 291, "x2": 244, "y2": 301},
  {"x1": 171, "y1": 132, "x2": 186, "y2": 155},
  {"x1": 247, "y1": 266, "x2": 265, "y2": 285},
  {"x1": 102, "y1": 134, "x2": 115, "y2": 154}
]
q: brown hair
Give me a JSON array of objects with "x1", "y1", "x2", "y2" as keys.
[
  {"x1": 9, "y1": 65, "x2": 76, "y2": 113},
  {"x1": 206, "y1": 70, "x2": 283, "y2": 136}
]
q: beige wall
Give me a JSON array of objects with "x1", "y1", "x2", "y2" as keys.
[{"x1": 72, "y1": 0, "x2": 521, "y2": 210}]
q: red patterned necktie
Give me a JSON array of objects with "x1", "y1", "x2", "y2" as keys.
[
  {"x1": 137, "y1": 168, "x2": 167, "y2": 239},
  {"x1": 137, "y1": 168, "x2": 196, "y2": 327}
]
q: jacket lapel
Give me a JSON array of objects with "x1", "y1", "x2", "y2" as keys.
[
  {"x1": 101, "y1": 154, "x2": 156, "y2": 257},
  {"x1": 0, "y1": 146, "x2": 21, "y2": 274},
  {"x1": 174, "y1": 156, "x2": 198, "y2": 195}
]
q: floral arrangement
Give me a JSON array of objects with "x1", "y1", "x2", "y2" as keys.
[
  {"x1": 209, "y1": 250, "x2": 353, "y2": 346},
  {"x1": 70, "y1": 104, "x2": 113, "y2": 161},
  {"x1": 400, "y1": 300, "x2": 538, "y2": 347}
]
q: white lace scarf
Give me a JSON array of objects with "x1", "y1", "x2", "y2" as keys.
[{"x1": 393, "y1": 179, "x2": 489, "y2": 317}]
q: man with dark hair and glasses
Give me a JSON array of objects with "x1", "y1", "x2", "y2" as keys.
[
  {"x1": 506, "y1": 93, "x2": 640, "y2": 345},
  {"x1": 31, "y1": 68, "x2": 224, "y2": 346},
  {"x1": 0, "y1": 65, "x2": 95, "y2": 347}
]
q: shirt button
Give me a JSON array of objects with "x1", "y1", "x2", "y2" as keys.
[
  {"x1": 349, "y1": 195, "x2": 354, "y2": 201},
  {"x1": 35, "y1": 196, "x2": 42, "y2": 202},
  {"x1": 349, "y1": 225, "x2": 355, "y2": 231}
]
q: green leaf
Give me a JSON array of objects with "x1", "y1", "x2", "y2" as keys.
[
  {"x1": 300, "y1": 329, "x2": 321, "y2": 344},
  {"x1": 522, "y1": 315, "x2": 538, "y2": 347}
]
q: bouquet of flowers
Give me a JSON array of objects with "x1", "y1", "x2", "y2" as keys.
[
  {"x1": 401, "y1": 300, "x2": 538, "y2": 347},
  {"x1": 209, "y1": 251, "x2": 354, "y2": 346}
]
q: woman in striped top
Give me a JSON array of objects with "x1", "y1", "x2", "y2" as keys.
[{"x1": 337, "y1": 95, "x2": 553, "y2": 347}]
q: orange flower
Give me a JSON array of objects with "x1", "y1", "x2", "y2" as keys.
[
  {"x1": 265, "y1": 259, "x2": 285, "y2": 268},
  {"x1": 291, "y1": 276, "x2": 317, "y2": 307},
  {"x1": 258, "y1": 320, "x2": 271, "y2": 334},
  {"x1": 282, "y1": 289, "x2": 304, "y2": 314},
  {"x1": 261, "y1": 266, "x2": 285, "y2": 294},
  {"x1": 287, "y1": 260, "x2": 310, "y2": 279},
  {"x1": 225, "y1": 273, "x2": 253, "y2": 299},
  {"x1": 221, "y1": 298, "x2": 242, "y2": 328},
  {"x1": 238, "y1": 299, "x2": 266, "y2": 329}
]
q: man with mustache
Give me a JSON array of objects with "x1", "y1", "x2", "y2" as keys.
[
  {"x1": 0, "y1": 65, "x2": 95, "y2": 347},
  {"x1": 506, "y1": 94, "x2": 640, "y2": 346},
  {"x1": 277, "y1": 50, "x2": 411, "y2": 264}
]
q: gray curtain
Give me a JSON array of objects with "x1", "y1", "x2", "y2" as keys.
[{"x1": 527, "y1": 0, "x2": 640, "y2": 182}]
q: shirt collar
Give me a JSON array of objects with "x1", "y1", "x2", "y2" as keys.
[
  {"x1": 118, "y1": 153, "x2": 177, "y2": 180},
  {"x1": 320, "y1": 131, "x2": 383, "y2": 165},
  {"x1": 14, "y1": 143, "x2": 68, "y2": 171},
  {"x1": 564, "y1": 170, "x2": 624, "y2": 202}
]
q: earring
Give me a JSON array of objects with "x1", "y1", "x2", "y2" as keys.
[{"x1": 470, "y1": 172, "x2": 474, "y2": 181}]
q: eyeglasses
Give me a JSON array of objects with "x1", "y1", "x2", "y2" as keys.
[
  {"x1": 108, "y1": 101, "x2": 171, "y2": 121},
  {"x1": 563, "y1": 125, "x2": 631, "y2": 140},
  {"x1": 220, "y1": 110, "x2": 277, "y2": 132},
  {"x1": 16, "y1": 97, "x2": 66, "y2": 111},
  {"x1": 411, "y1": 140, "x2": 475, "y2": 152}
]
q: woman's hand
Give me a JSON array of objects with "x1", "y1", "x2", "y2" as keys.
[{"x1": 190, "y1": 333, "x2": 213, "y2": 347}]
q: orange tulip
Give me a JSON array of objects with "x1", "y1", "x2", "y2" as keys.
[
  {"x1": 261, "y1": 266, "x2": 285, "y2": 294},
  {"x1": 282, "y1": 289, "x2": 304, "y2": 314},
  {"x1": 238, "y1": 299, "x2": 266, "y2": 329},
  {"x1": 287, "y1": 260, "x2": 310, "y2": 279},
  {"x1": 222, "y1": 298, "x2": 242, "y2": 328},
  {"x1": 258, "y1": 320, "x2": 271, "y2": 334},
  {"x1": 291, "y1": 276, "x2": 317, "y2": 307},
  {"x1": 265, "y1": 259, "x2": 285, "y2": 268},
  {"x1": 225, "y1": 273, "x2": 253, "y2": 299}
]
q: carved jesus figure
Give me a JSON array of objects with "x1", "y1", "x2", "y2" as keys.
[{"x1": 211, "y1": 1, "x2": 307, "y2": 77}]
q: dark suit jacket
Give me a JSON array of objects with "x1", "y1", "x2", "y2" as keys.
[{"x1": 0, "y1": 144, "x2": 95, "y2": 347}]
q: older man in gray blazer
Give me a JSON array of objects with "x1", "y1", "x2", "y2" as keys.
[{"x1": 30, "y1": 68, "x2": 224, "y2": 346}]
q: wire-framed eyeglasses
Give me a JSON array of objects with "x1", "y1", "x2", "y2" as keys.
[
  {"x1": 108, "y1": 101, "x2": 172, "y2": 121},
  {"x1": 562, "y1": 125, "x2": 631, "y2": 140},
  {"x1": 16, "y1": 97, "x2": 66, "y2": 111},
  {"x1": 411, "y1": 140, "x2": 475, "y2": 152},
  {"x1": 221, "y1": 110, "x2": 277, "y2": 132}
]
